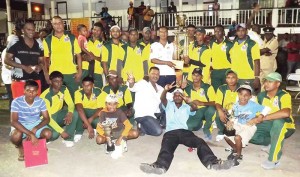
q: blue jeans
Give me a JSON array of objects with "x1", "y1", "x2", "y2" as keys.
[
  {"x1": 157, "y1": 75, "x2": 176, "y2": 88},
  {"x1": 135, "y1": 116, "x2": 163, "y2": 136}
]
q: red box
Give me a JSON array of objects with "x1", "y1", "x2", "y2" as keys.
[{"x1": 23, "y1": 139, "x2": 48, "y2": 168}]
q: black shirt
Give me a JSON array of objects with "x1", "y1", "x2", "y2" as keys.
[{"x1": 7, "y1": 37, "x2": 43, "y2": 80}]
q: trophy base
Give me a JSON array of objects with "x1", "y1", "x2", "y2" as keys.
[
  {"x1": 105, "y1": 142, "x2": 115, "y2": 154},
  {"x1": 223, "y1": 129, "x2": 236, "y2": 137}
]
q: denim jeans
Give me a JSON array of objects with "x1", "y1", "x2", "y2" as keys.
[
  {"x1": 157, "y1": 75, "x2": 176, "y2": 88},
  {"x1": 155, "y1": 129, "x2": 218, "y2": 170},
  {"x1": 135, "y1": 116, "x2": 163, "y2": 136}
]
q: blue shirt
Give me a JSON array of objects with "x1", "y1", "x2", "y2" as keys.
[
  {"x1": 233, "y1": 100, "x2": 265, "y2": 124},
  {"x1": 11, "y1": 96, "x2": 47, "y2": 124},
  {"x1": 163, "y1": 101, "x2": 196, "y2": 132}
]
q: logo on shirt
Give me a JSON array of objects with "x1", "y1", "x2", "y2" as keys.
[
  {"x1": 198, "y1": 47, "x2": 202, "y2": 54},
  {"x1": 117, "y1": 91, "x2": 123, "y2": 99},
  {"x1": 199, "y1": 89, "x2": 205, "y2": 97},
  {"x1": 241, "y1": 44, "x2": 248, "y2": 51},
  {"x1": 64, "y1": 36, "x2": 70, "y2": 42},
  {"x1": 136, "y1": 47, "x2": 142, "y2": 55},
  {"x1": 59, "y1": 94, "x2": 64, "y2": 101},
  {"x1": 97, "y1": 43, "x2": 102, "y2": 48},
  {"x1": 221, "y1": 44, "x2": 227, "y2": 51},
  {"x1": 92, "y1": 93, "x2": 97, "y2": 100},
  {"x1": 273, "y1": 97, "x2": 279, "y2": 108}
]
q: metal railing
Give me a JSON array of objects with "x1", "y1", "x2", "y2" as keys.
[{"x1": 153, "y1": 7, "x2": 300, "y2": 29}]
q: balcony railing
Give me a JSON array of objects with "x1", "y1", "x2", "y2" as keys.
[{"x1": 153, "y1": 7, "x2": 300, "y2": 29}]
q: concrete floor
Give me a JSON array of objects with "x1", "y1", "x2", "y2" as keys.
[{"x1": 1, "y1": 117, "x2": 300, "y2": 177}]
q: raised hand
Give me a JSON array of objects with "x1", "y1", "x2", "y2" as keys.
[
  {"x1": 180, "y1": 75, "x2": 188, "y2": 89},
  {"x1": 127, "y1": 71, "x2": 135, "y2": 84},
  {"x1": 180, "y1": 94, "x2": 192, "y2": 103},
  {"x1": 164, "y1": 81, "x2": 176, "y2": 91}
]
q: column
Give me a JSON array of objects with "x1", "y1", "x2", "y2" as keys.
[
  {"x1": 27, "y1": 0, "x2": 32, "y2": 18},
  {"x1": 6, "y1": 0, "x2": 12, "y2": 35},
  {"x1": 51, "y1": 0, "x2": 55, "y2": 18}
]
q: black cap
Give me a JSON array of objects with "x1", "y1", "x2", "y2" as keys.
[
  {"x1": 192, "y1": 68, "x2": 203, "y2": 75},
  {"x1": 196, "y1": 27, "x2": 206, "y2": 34},
  {"x1": 263, "y1": 26, "x2": 275, "y2": 33}
]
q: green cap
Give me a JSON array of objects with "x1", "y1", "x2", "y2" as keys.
[
  {"x1": 264, "y1": 72, "x2": 282, "y2": 82},
  {"x1": 225, "y1": 69, "x2": 238, "y2": 76}
]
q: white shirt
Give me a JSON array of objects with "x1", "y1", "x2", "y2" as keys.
[
  {"x1": 128, "y1": 80, "x2": 164, "y2": 118},
  {"x1": 248, "y1": 30, "x2": 264, "y2": 49},
  {"x1": 150, "y1": 42, "x2": 176, "y2": 75},
  {"x1": 1, "y1": 48, "x2": 12, "y2": 84}
]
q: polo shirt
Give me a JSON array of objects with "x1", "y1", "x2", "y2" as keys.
[
  {"x1": 150, "y1": 42, "x2": 176, "y2": 76},
  {"x1": 188, "y1": 42, "x2": 211, "y2": 83},
  {"x1": 40, "y1": 86, "x2": 75, "y2": 133},
  {"x1": 43, "y1": 33, "x2": 81, "y2": 74},
  {"x1": 82, "y1": 38, "x2": 103, "y2": 74},
  {"x1": 138, "y1": 39, "x2": 153, "y2": 68},
  {"x1": 163, "y1": 100, "x2": 196, "y2": 132},
  {"x1": 286, "y1": 42, "x2": 300, "y2": 62},
  {"x1": 128, "y1": 80, "x2": 163, "y2": 118},
  {"x1": 102, "y1": 41, "x2": 124, "y2": 71},
  {"x1": 233, "y1": 100, "x2": 265, "y2": 124},
  {"x1": 261, "y1": 37, "x2": 278, "y2": 70},
  {"x1": 100, "y1": 85, "x2": 132, "y2": 108},
  {"x1": 11, "y1": 96, "x2": 47, "y2": 125},
  {"x1": 184, "y1": 82, "x2": 216, "y2": 109},
  {"x1": 7, "y1": 37, "x2": 43, "y2": 80},
  {"x1": 74, "y1": 87, "x2": 103, "y2": 109},
  {"x1": 230, "y1": 36, "x2": 260, "y2": 79},
  {"x1": 257, "y1": 90, "x2": 295, "y2": 129},
  {"x1": 210, "y1": 38, "x2": 233, "y2": 70},
  {"x1": 121, "y1": 43, "x2": 148, "y2": 81},
  {"x1": 216, "y1": 84, "x2": 239, "y2": 108}
]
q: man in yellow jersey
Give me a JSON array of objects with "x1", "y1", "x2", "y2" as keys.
[
  {"x1": 210, "y1": 25, "x2": 233, "y2": 91},
  {"x1": 43, "y1": 16, "x2": 82, "y2": 99},
  {"x1": 215, "y1": 69, "x2": 239, "y2": 142},
  {"x1": 40, "y1": 71, "x2": 79, "y2": 148},
  {"x1": 138, "y1": 27, "x2": 153, "y2": 68},
  {"x1": 183, "y1": 68, "x2": 216, "y2": 141},
  {"x1": 230, "y1": 23, "x2": 260, "y2": 93},
  {"x1": 101, "y1": 25, "x2": 123, "y2": 78},
  {"x1": 121, "y1": 28, "x2": 148, "y2": 82},
  {"x1": 250, "y1": 72, "x2": 295, "y2": 169},
  {"x1": 74, "y1": 76, "x2": 104, "y2": 142},
  {"x1": 184, "y1": 27, "x2": 210, "y2": 84},
  {"x1": 81, "y1": 22, "x2": 105, "y2": 88}
]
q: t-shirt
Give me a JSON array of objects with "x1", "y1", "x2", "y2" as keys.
[
  {"x1": 286, "y1": 42, "x2": 300, "y2": 62},
  {"x1": 163, "y1": 101, "x2": 196, "y2": 132},
  {"x1": 232, "y1": 100, "x2": 265, "y2": 124},
  {"x1": 98, "y1": 109, "x2": 127, "y2": 132},
  {"x1": 11, "y1": 96, "x2": 47, "y2": 125},
  {"x1": 78, "y1": 34, "x2": 88, "y2": 50},
  {"x1": 7, "y1": 37, "x2": 43, "y2": 80}
]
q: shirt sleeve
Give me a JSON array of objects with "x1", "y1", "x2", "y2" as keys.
[
  {"x1": 215, "y1": 88, "x2": 224, "y2": 105},
  {"x1": 268, "y1": 39, "x2": 279, "y2": 52},
  {"x1": 102, "y1": 45, "x2": 109, "y2": 62},
  {"x1": 201, "y1": 49, "x2": 212, "y2": 84},
  {"x1": 10, "y1": 99, "x2": 19, "y2": 112},
  {"x1": 207, "y1": 86, "x2": 216, "y2": 102},
  {"x1": 149, "y1": 44, "x2": 159, "y2": 60},
  {"x1": 43, "y1": 39, "x2": 50, "y2": 57},
  {"x1": 280, "y1": 93, "x2": 292, "y2": 109},
  {"x1": 64, "y1": 88, "x2": 75, "y2": 113},
  {"x1": 97, "y1": 92, "x2": 104, "y2": 108},
  {"x1": 124, "y1": 88, "x2": 133, "y2": 105},
  {"x1": 99, "y1": 92, "x2": 107, "y2": 108},
  {"x1": 40, "y1": 99, "x2": 47, "y2": 112},
  {"x1": 73, "y1": 38, "x2": 82, "y2": 54},
  {"x1": 74, "y1": 90, "x2": 83, "y2": 105},
  {"x1": 6, "y1": 43, "x2": 17, "y2": 55},
  {"x1": 251, "y1": 43, "x2": 261, "y2": 61}
]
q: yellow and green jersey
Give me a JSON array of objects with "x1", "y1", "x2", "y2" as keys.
[
  {"x1": 209, "y1": 38, "x2": 233, "y2": 70},
  {"x1": 82, "y1": 38, "x2": 104, "y2": 74},
  {"x1": 74, "y1": 87, "x2": 103, "y2": 109},
  {"x1": 102, "y1": 40, "x2": 124, "y2": 71}
]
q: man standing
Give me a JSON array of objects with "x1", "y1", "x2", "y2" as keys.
[
  {"x1": 127, "y1": 1, "x2": 135, "y2": 31},
  {"x1": 43, "y1": 16, "x2": 82, "y2": 99},
  {"x1": 230, "y1": 23, "x2": 261, "y2": 92},
  {"x1": 142, "y1": 4, "x2": 155, "y2": 28},
  {"x1": 138, "y1": 27, "x2": 153, "y2": 68},
  {"x1": 150, "y1": 26, "x2": 176, "y2": 87},
  {"x1": 260, "y1": 26, "x2": 278, "y2": 90},
  {"x1": 250, "y1": 72, "x2": 295, "y2": 169},
  {"x1": 286, "y1": 34, "x2": 300, "y2": 77}
]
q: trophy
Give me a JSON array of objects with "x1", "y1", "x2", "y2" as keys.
[
  {"x1": 101, "y1": 119, "x2": 116, "y2": 153},
  {"x1": 223, "y1": 103, "x2": 236, "y2": 136}
]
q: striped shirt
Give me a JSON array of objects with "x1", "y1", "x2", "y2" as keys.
[{"x1": 11, "y1": 96, "x2": 47, "y2": 124}]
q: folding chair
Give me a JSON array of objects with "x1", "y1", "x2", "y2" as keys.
[{"x1": 286, "y1": 70, "x2": 300, "y2": 112}]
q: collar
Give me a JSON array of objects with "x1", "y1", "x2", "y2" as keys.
[{"x1": 193, "y1": 41, "x2": 206, "y2": 48}]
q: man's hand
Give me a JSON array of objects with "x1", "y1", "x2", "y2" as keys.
[
  {"x1": 127, "y1": 72, "x2": 135, "y2": 84},
  {"x1": 22, "y1": 65, "x2": 34, "y2": 74},
  {"x1": 87, "y1": 125, "x2": 95, "y2": 139},
  {"x1": 31, "y1": 127, "x2": 38, "y2": 135},
  {"x1": 27, "y1": 133, "x2": 39, "y2": 146},
  {"x1": 74, "y1": 72, "x2": 82, "y2": 83},
  {"x1": 253, "y1": 77, "x2": 261, "y2": 91},
  {"x1": 180, "y1": 94, "x2": 192, "y2": 104},
  {"x1": 253, "y1": 4, "x2": 260, "y2": 13},
  {"x1": 183, "y1": 55, "x2": 190, "y2": 64},
  {"x1": 64, "y1": 112, "x2": 73, "y2": 125},
  {"x1": 124, "y1": 108, "x2": 134, "y2": 117},
  {"x1": 219, "y1": 110, "x2": 227, "y2": 123},
  {"x1": 166, "y1": 61, "x2": 176, "y2": 68},
  {"x1": 61, "y1": 131, "x2": 70, "y2": 139},
  {"x1": 180, "y1": 75, "x2": 188, "y2": 89},
  {"x1": 34, "y1": 65, "x2": 42, "y2": 73},
  {"x1": 115, "y1": 136, "x2": 123, "y2": 146},
  {"x1": 164, "y1": 81, "x2": 176, "y2": 91}
]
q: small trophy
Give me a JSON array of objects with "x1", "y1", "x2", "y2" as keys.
[
  {"x1": 223, "y1": 103, "x2": 236, "y2": 136},
  {"x1": 101, "y1": 119, "x2": 115, "y2": 153}
]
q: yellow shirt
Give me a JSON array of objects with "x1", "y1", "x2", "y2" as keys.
[
  {"x1": 188, "y1": 42, "x2": 211, "y2": 83},
  {"x1": 40, "y1": 86, "x2": 75, "y2": 133},
  {"x1": 210, "y1": 38, "x2": 233, "y2": 69},
  {"x1": 102, "y1": 41, "x2": 124, "y2": 71},
  {"x1": 100, "y1": 85, "x2": 132, "y2": 108},
  {"x1": 143, "y1": 9, "x2": 154, "y2": 21},
  {"x1": 121, "y1": 44, "x2": 148, "y2": 81},
  {"x1": 184, "y1": 82, "x2": 216, "y2": 109},
  {"x1": 139, "y1": 40, "x2": 153, "y2": 68},
  {"x1": 82, "y1": 39, "x2": 103, "y2": 74},
  {"x1": 230, "y1": 37, "x2": 260, "y2": 79},
  {"x1": 216, "y1": 84, "x2": 239, "y2": 109},
  {"x1": 43, "y1": 33, "x2": 81, "y2": 74},
  {"x1": 74, "y1": 87, "x2": 103, "y2": 109}
]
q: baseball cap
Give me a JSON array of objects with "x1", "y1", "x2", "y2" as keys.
[
  {"x1": 192, "y1": 68, "x2": 203, "y2": 75},
  {"x1": 107, "y1": 70, "x2": 118, "y2": 78},
  {"x1": 143, "y1": 27, "x2": 151, "y2": 33},
  {"x1": 263, "y1": 26, "x2": 275, "y2": 33},
  {"x1": 236, "y1": 84, "x2": 253, "y2": 94},
  {"x1": 173, "y1": 88, "x2": 183, "y2": 95},
  {"x1": 225, "y1": 69, "x2": 238, "y2": 76},
  {"x1": 196, "y1": 27, "x2": 206, "y2": 34},
  {"x1": 105, "y1": 94, "x2": 118, "y2": 103},
  {"x1": 235, "y1": 23, "x2": 246, "y2": 30},
  {"x1": 264, "y1": 72, "x2": 282, "y2": 82},
  {"x1": 110, "y1": 25, "x2": 121, "y2": 31}
]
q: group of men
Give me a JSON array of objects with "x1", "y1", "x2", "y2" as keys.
[{"x1": 5, "y1": 14, "x2": 295, "y2": 173}]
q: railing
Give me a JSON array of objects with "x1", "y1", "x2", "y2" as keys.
[{"x1": 153, "y1": 8, "x2": 300, "y2": 29}]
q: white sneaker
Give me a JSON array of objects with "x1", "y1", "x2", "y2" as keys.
[
  {"x1": 111, "y1": 145, "x2": 123, "y2": 159},
  {"x1": 216, "y1": 135, "x2": 224, "y2": 142},
  {"x1": 62, "y1": 140, "x2": 74, "y2": 148},
  {"x1": 121, "y1": 139, "x2": 128, "y2": 152},
  {"x1": 74, "y1": 134, "x2": 82, "y2": 143}
]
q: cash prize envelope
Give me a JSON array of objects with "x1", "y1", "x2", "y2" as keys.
[{"x1": 23, "y1": 139, "x2": 48, "y2": 168}]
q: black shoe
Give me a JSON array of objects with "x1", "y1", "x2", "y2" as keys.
[
  {"x1": 106, "y1": 143, "x2": 115, "y2": 152},
  {"x1": 227, "y1": 152, "x2": 243, "y2": 160},
  {"x1": 233, "y1": 157, "x2": 240, "y2": 167},
  {"x1": 208, "y1": 159, "x2": 235, "y2": 170},
  {"x1": 140, "y1": 163, "x2": 166, "y2": 174}
]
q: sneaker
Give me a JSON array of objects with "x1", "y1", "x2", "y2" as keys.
[
  {"x1": 261, "y1": 145, "x2": 271, "y2": 154},
  {"x1": 225, "y1": 147, "x2": 233, "y2": 152},
  {"x1": 261, "y1": 160, "x2": 280, "y2": 170},
  {"x1": 140, "y1": 163, "x2": 166, "y2": 174},
  {"x1": 216, "y1": 134, "x2": 224, "y2": 142},
  {"x1": 204, "y1": 134, "x2": 212, "y2": 142},
  {"x1": 227, "y1": 152, "x2": 243, "y2": 160},
  {"x1": 121, "y1": 139, "x2": 128, "y2": 152},
  {"x1": 74, "y1": 134, "x2": 82, "y2": 143},
  {"x1": 111, "y1": 145, "x2": 123, "y2": 159},
  {"x1": 209, "y1": 159, "x2": 234, "y2": 170},
  {"x1": 62, "y1": 140, "x2": 74, "y2": 147}
]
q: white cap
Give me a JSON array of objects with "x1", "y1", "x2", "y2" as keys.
[
  {"x1": 110, "y1": 25, "x2": 121, "y2": 31},
  {"x1": 106, "y1": 94, "x2": 118, "y2": 103},
  {"x1": 173, "y1": 88, "x2": 183, "y2": 95}
]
